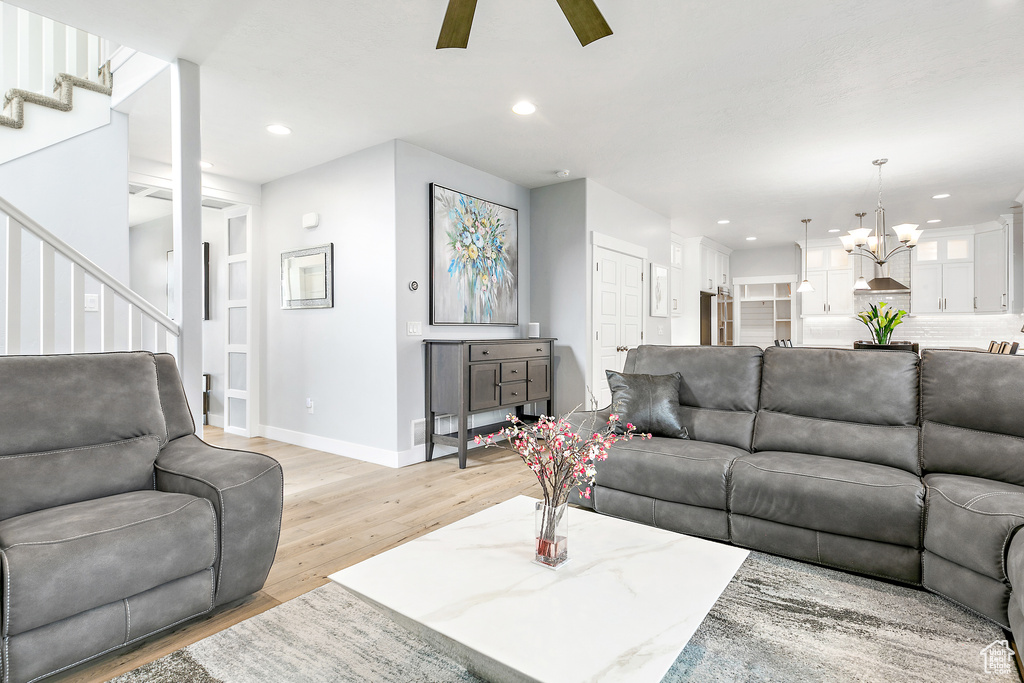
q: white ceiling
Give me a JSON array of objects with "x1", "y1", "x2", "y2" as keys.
[{"x1": 11, "y1": 0, "x2": 1024, "y2": 249}]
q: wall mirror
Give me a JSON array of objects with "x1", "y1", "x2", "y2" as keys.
[{"x1": 281, "y1": 243, "x2": 333, "y2": 309}]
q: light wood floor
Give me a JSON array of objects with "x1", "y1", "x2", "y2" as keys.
[{"x1": 53, "y1": 428, "x2": 539, "y2": 683}]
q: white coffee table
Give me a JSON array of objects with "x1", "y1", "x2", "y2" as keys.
[{"x1": 329, "y1": 495, "x2": 747, "y2": 683}]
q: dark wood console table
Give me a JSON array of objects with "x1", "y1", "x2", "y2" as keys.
[{"x1": 424, "y1": 338, "x2": 556, "y2": 469}]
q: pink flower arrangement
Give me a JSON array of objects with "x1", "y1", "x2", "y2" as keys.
[{"x1": 475, "y1": 411, "x2": 651, "y2": 509}]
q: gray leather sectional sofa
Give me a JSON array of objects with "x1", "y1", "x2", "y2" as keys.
[
  {"x1": 0, "y1": 352, "x2": 283, "y2": 683},
  {"x1": 577, "y1": 344, "x2": 1024, "y2": 642}
]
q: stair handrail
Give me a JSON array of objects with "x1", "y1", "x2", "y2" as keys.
[{"x1": 0, "y1": 194, "x2": 180, "y2": 336}]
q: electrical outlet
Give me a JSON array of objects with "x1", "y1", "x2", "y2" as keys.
[
  {"x1": 658, "y1": 325, "x2": 665, "y2": 336},
  {"x1": 407, "y1": 321, "x2": 422, "y2": 336},
  {"x1": 84, "y1": 294, "x2": 99, "y2": 312},
  {"x1": 306, "y1": 398, "x2": 314, "y2": 414}
]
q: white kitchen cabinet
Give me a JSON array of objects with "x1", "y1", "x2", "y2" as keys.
[
  {"x1": 911, "y1": 262, "x2": 974, "y2": 313},
  {"x1": 975, "y1": 227, "x2": 1008, "y2": 313},
  {"x1": 802, "y1": 269, "x2": 853, "y2": 315},
  {"x1": 699, "y1": 242, "x2": 730, "y2": 292},
  {"x1": 914, "y1": 234, "x2": 974, "y2": 264}
]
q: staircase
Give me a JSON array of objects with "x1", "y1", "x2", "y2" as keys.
[
  {"x1": 1, "y1": 194, "x2": 180, "y2": 357},
  {"x1": 0, "y1": 1, "x2": 119, "y2": 164}
]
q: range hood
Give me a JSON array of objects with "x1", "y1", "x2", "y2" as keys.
[{"x1": 864, "y1": 276, "x2": 909, "y2": 293}]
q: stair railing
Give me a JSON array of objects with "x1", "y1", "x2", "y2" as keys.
[
  {"x1": 1, "y1": 2, "x2": 115, "y2": 95},
  {"x1": 1, "y1": 195, "x2": 180, "y2": 357}
]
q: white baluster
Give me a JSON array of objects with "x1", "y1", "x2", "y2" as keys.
[
  {"x1": 42, "y1": 19, "x2": 65, "y2": 93},
  {"x1": 39, "y1": 242, "x2": 54, "y2": 353},
  {"x1": 71, "y1": 263, "x2": 85, "y2": 352},
  {"x1": 17, "y1": 9, "x2": 43, "y2": 92},
  {"x1": 5, "y1": 216, "x2": 22, "y2": 354},
  {"x1": 70, "y1": 28, "x2": 87, "y2": 79},
  {"x1": 1, "y1": 4, "x2": 20, "y2": 92},
  {"x1": 128, "y1": 303, "x2": 142, "y2": 350},
  {"x1": 100, "y1": 285, "x2": 115, "y2": 351},
  {"x1": 86, "y1": 33, "x2": 98, "y2": 81},
  {"x1": 156, "y1": 324, "x2": 168, "y2": 353}
]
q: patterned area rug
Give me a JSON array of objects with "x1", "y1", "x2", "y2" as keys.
[{"x1": 113, "y1": 552, "x2": 1020, "y2": 683}]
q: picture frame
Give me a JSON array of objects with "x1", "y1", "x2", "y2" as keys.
[
  {"x1": 281, "y1": 243, "x2": 334, "y2": 309},
  {"x1": 430, "y1": 184, "x2": 519, "y2": 325},
  {"x1": 650, "y1": 263, "x2": 669, "y2": 317}
]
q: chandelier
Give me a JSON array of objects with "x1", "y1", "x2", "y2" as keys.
[{"x1": 839, "y1": 159, "x2": 923, "y2": 291}]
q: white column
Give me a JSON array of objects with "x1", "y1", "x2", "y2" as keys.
[{"x1": 171, "y1": 59, "x2": 204, "y2": 435}]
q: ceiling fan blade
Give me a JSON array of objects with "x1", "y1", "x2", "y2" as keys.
[
  {"x1": 436, "y1": 0, "x2": 478, "y2": 49},
  {"x1": 555, "y1": 0, "x2": 613, "y2": 46}
]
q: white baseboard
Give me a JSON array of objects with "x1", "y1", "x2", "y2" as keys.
[
  {"x1": 259, "y1": 424, "x2": 430, "y2": 469},
  {"x1": 207, "y1": 413, "x2": 225, "y2": 428}
]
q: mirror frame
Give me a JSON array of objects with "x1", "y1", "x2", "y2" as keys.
[{"x1": 281, "y1": 243, "x2": 334, "y2": 309}]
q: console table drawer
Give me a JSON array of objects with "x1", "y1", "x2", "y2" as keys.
[
  {"x1": 470, "y1": 342, "x2": 549, "y2": 362},
  {"x1": 501, "y1": 362, "x2": 527, "y2": 382},
  {"x1": 501, "y1": 382, "x2": 527, "y2": 405}
]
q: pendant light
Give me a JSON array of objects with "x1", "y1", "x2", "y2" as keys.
[{"x1": 796, "y1": 218, "x2": 814, "y2": 293}]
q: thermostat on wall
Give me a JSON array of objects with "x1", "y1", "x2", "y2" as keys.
[{"x1": 302, "y1": 212, "x2": 319, "y2": 229}]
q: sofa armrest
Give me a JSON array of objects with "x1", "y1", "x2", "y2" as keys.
[{"x1": 155, "y1": 434, "x2": 283, "y2": 606}]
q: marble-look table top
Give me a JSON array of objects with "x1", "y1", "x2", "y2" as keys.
[{"x1": 330, "y1": 495, "x2": 748, "y2": 683}]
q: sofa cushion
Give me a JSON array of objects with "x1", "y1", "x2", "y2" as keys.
[
  {"x1": 753, "y1": 410, "x2": 920, "y2": 474},
  {"x1": 0, "y1": 352, "x2": 168, "y2": 459},
  {"x1": 760, "y1": 346, "x2": 919, "y2": 426},
  {"x1": 921, "y1": 350, "x2": 1024, "y2": 485},
  {"x1": 730, "y1": 451, "x2": 925, "y2": 547},
  {"x1": 0, "y1": 436, "x2": 161, "y2": 520},
  {"x1": 0, "y1": 490, "x2": 217, "y2": 636},
  {"x1": 594, "y1": 436, "x2": 746, "y2": 510},
  {"x1": 605, "y1": 370, "x2": 689, "y2": 438},
  {"x1": 622, "y1": 345, "x2": 762, "y2": 449},
  {"x1": 923, "y1": 473, "x2": 1024, "y2": 582},
  {"x1": 625, "y1": 345, "x2": 762, "y2": 412}
]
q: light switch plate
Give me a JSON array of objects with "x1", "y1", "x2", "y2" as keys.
[
  {"x1": 84, "y1": 294, "x2": 99, "y2": 312},
  {"x1": 407, "y1": 322, "x2": 422, "y2": 336}
]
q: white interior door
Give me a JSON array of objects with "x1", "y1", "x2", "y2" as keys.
[
  {"x1": 592, "y1": 246, "x2": 644, "y2": 408},
  {"x1": 223, "y1": 207, "x2": 254, "y2": 436}
]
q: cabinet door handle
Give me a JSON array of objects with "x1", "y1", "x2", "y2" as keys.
[
  {"x1": 482, "y1": 350, "x2": 490, "y2": 355},
  {"x1": 975, "y1": 297, "x2": 978, "y2": 310},
  {"x1": 528, "y1": 379, "x2": 534, "y2": 383},
  {"x1": 511, "y1": 392, "x2": 519, "y2": 397},
  {"x1": 938, "y1": 298, "x2": 941, "y2": 310},
  {"x1": 536, "y1": 348, "x2": 543, "y2": 352},
  {"x1": 511, "y1": 369, "x2": 518, "y2": 374},
  {"x1": 944, "y1": 298, "x2": 947, "y2": 310}
]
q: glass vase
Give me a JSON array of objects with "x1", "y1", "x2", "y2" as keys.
[{"x1": 535, "y1": 500, "x2": 568, "y2": 569}]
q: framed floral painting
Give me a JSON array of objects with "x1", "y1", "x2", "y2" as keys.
[{"x1": 430, "y1": 184, "x2": 519, "y2": 325}]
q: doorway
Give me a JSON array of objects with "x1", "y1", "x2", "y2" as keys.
[{"x1": 591, "y1": 243, "x2": 645, "y2": 408}]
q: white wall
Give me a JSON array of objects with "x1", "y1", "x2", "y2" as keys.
[
  {"x1": 129, "y1": 214, "x2": 173, "y2": 312},
  {"x1": 731, "y1": 245, "x2": 800, "y2": 280},
  {"x1": 260, "y1": 141, "x2": 399, "y2": 454},
  {"x1": 393, "y1": 140, "x2": 531, "y2": 457},
  {"x1": 585, "y1": 179, "x2": 672, "y2": 347},
  {"x1": 530, "y1": 179, "x2": 587, "y2": 415},
  {"x1": 0, "y1": 112, "x2": 129, "y2": 281},
  {"x1": 127, "y1": 207, "x2": 230, "y2": 426},
  {"x1": 530, "y1": 178, "x2": 671, "y2": 414}
]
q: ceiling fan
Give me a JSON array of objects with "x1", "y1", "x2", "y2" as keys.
[{"x1": 437, "y1": 0, "x2": 613, "y2": 49}]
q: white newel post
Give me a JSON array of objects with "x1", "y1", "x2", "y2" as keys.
[{"x1": 171, "y1": 59, "x2": 204, "y2": 435}]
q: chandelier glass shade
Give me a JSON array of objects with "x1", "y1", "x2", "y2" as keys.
[{"x1": 839, "y1": 160, "x2": 923, "y2": 269}]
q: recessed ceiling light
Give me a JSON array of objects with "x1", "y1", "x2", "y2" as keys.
[
  {"x1": 556, "y1": 169, "x2": 570, "y2": 178},
  {"x1": 512, "y1": 101, "x2": 536, "y2": 116},
  {"x1": 828, "y1": 229, "x2": 840, "y2": 233},
  {"x1": 266, "y1": 124, "x2": 292, "y2": 135},
  {"x1": 199, "y1": 161, "x2": 213, "y2": 170},
  {"x1": 932, "y1": 193, "x2": 950, "y2": 199},
  {"x1": 717, "y1": 219, "x2": 730, "y2": 225},
  {"x1": 746, "y1": 236, "x2": 757, "y2": 241},
  {"x1": 927, "y1": 219, "x2": 942, "y2": 224}
]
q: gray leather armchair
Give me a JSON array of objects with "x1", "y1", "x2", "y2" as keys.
[{"x1": 0, "y1": 352, "x2": 283, "y2": 683}]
